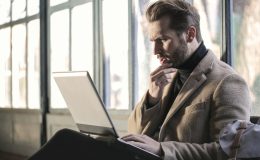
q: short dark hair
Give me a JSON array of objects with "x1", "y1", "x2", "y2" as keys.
[{"x1": 146, "y1": 0, "x2": 202, "y2": 42}]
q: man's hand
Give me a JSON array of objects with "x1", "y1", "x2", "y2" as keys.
[
  {"x1": 121, "y1": 134, "x2": 162, "y2": 156},
  {"x1": 148, "y1": 63, "x2": 176, "y2": 106}
]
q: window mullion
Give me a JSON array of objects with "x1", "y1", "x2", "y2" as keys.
[
  {"x1": 69, "y1": 7, "x2": 72, "y2": 71},
  {"x1": 25, "y1": 0, "x2": 29, "y2": 109},
  {"x1": 221, "y1": 0, "x2": 233, "y2": 65},
  {"x1": 128, "y1": 0, "x2": 137, "y2": 110},
  {"x1": 40, "y1": 0, "x2": 49, "y2": 145},
  {"x1": 93, "y1": 0, "x2": 103, "y2": 99}
]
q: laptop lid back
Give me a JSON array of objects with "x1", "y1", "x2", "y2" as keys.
[{"x1": 53, "y1": 71, "x2": 118, "y2": 137}]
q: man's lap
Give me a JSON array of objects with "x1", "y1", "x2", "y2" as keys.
[{"x1": 28, "y1": 129, "x2": 134, "y2": 160}]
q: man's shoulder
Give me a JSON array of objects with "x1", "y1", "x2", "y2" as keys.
[
  {"x1": 192, "y1": 50, "x2": 245, "y2": 86},
  {"x1": 204, "y1": 50, "x2": 238, "y2": 78}
]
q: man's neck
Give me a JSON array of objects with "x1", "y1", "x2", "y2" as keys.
[
  {"x1": 178, "y1": 41, "x2": 207, "y2": 72},
  {"x1": 189, "y1": 40, "x2": 201, "y2": 56}
]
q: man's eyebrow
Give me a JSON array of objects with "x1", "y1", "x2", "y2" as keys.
[
  {"x1": 150, "y1": 35, "x2": 164, "y2": 41},
  {"x1": 153, "y1": 35, "x2": 169, "y2": 42}
]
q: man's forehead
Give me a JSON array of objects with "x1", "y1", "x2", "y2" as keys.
[{"x1": 147, "y1": 16, "x2": 171, "y2": 39}]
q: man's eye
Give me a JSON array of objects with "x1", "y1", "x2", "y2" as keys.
[
  {"x1": 155, "y1": 38, "x2": 167, "y2": 44},
  {"x1": 160, "y1": 39, "x2": 167, "y2": 42}
]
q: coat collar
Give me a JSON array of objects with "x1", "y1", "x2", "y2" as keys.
[{"x1": 159, "y1": 50, "x2": 216, "y2": 140}]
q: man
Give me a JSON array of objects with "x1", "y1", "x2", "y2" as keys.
[
  {"x1": 122, "y1": 0, "x2": 251, "y2": 160},
  {"x1": 28, "y1": 0, "x2": 250, "y2": 160}
]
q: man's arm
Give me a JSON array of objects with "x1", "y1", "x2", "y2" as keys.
[
  {"x1": 128, "y1": 92, "x2": 162, "y2": 134},
  {"x1": 126, "y1": 74, "x2": 251, "y2": 160},
  {"x1": 128, "y1": 63, "x2": 176, "y2": 134}
]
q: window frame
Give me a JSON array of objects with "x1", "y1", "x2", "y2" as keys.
[
  {"x1": 47, "y1": 0, "x2": 135, "y2": 111},
  {"x1": 0, "y1": 0, "x2": 40, "y2": 110},
  {"x1": 0, "y1": 0, "x2": 239, "y2": 145},
  {"x1": 0, "y1": 1, "x2": 234, "y2": 108}
]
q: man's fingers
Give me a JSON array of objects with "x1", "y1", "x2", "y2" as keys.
[
  {"x1": 121, "y1": 134, "x2": 146, "y2": 143},
  {"x1": 150, "y1": 63, "x2": 173, "y2": 76},
  {"x1": 151, "y1": 68, "x2": 176, "y2": 81},
  {"x1": 152, "y1": 68, "x2": 176, "y2": 86},
  {"x1": 121, "y1": 134, "x2": 161, "y2": 156}
]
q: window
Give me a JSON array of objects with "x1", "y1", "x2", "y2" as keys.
[
  {"x1": 0, "y1": 0, "x2": 40, "y2": 109},
  {"x1": 102, "y1": 0, "x2": 129, "y2": 109},
  {"x1": 0, "y1": 0, "x2": 11, "y2": 25},
  {"x1": 193, "y1": 0, "x2": 222, "y2": 58},
  {"x1": 50, "y1": 1, "x2": 94, "y2": 109},
  {"x1": 49, "y1": 0, "x2": 132, "y2": 110},
  {"x1": 50, "y1": 0, "x2": 68, "y2": 7},
  {"x1": 50, "y1": 9, "x2": 70, "y2": 72},
  {"x1": 28, "y1": 20, "x2": 40, "y2": 109},
  {"x1": 232, "y1": 0, "x2": 260, "y2": 115},
  {"x1": 71, "y1": 4, "x2": 93, "y2": 72},
  {"x1": 12, "y1": 0, "x2": 26, "y2": 21},
  {"x1": 12, "y1": 24, "x2": 27, "y2": 108},
  {"x1": 0, "y1": 0, "x2": 259, "y2": 116},
  {"x1": 28, "y1": 0, "x2": 39, "y2": 16},
  {"x1": 135, "y1": 0, "x2": 159, "y2": 102},
  {"x1": 0, "y1": 27, "x2": 11, "y2": 108}
]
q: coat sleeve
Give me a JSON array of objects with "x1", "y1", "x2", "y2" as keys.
[
  {"x1": 128, "y1": 91, "x2": 162, "y2": 134},
  {"x1": 161, "y1": 141, "x2": 228, "y2": 160},
  {"x1": 160, "y1": 74, "x2": 251, "y2": 160}
]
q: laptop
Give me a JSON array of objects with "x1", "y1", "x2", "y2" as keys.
[{"x1": 53, "y1": 71, "x2": 161, "y2": 160}]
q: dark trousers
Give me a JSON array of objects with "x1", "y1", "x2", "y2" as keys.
[{"x1": 28, "y1": 129, "x2": 138, "y2": 160}]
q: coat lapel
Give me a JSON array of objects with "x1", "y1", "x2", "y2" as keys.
[
  {"x1": 160, "y1": 72, "x2": 179, "y2": 111},
  {"x1": 159, "y1": 51, "x2": 215, "y2": 140}
]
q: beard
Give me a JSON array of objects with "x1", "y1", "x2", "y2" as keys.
[{"x1": 164, "y1": 38, "x2": 189, "y2": 68}]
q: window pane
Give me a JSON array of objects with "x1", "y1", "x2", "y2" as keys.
[
  {"x1": 71, "y1": 3, "x2": 93, "y2": 76},
  {"x1": 135, "y1": 0, "x2": 157, "y2": 102},
  {"x1": 50, "y1": 10, "x2": 70, "y2": 109},
  {"x1": 50, "y1": 10, "x2": 70, "y2": 72},
  {"x1": 50, "y1": 0, "x2": 68, "y2": 6},
  {"x1": 103, "y1": 0, "x2": 129, "y2": 109},
  {"x1": 27, "y1": 0, "x2": 39, "y2": 16},
  {"x1": 232, "y1": 0, "x2": 260, "y2": 115},
  {"x1": 12, "y1": 24, "x2": 27, "y2": 108},
  {"x1": 0, "y1": 0, "x2": 11, "y2": 25},
  {"x1": 193, "y1": 0, "x2": 222, "y2": 58},
  {"x1": 0, "y1": 28, "x2": 11, "y2": 108},
  {"x1": 12, "y1": 0, "x2": 26, "y2": 21},
  {"x1": 28, "y1": 20, "x2": 40, "y2": 109},
  {"x1": 134, "y1": 0, "x2": 159, "y2": 102}
]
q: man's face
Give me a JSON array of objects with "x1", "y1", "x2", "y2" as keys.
[{"x1": 148, "y1": 16, "x2": 191, "y2": 68}]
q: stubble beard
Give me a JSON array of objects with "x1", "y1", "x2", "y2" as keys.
[{"x1": 168, "y1": 39, "x2": 189, "y2": 68}]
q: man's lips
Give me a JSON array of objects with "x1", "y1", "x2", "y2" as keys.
[{"x1": 159, "y1": 57, "x2": 170, "y2": 65}]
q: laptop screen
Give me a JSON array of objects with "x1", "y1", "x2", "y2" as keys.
[{"x1": 53, "y1": 71, "x2": 118, "y2": 137}]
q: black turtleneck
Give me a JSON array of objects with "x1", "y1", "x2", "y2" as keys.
[{"x1": 178, "y1": 41, "x2": 208, "y2": 71}]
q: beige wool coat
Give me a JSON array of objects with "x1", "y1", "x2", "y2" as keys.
[{"x1": 128, "y1": 50, "x2": 251, "y2": 160}]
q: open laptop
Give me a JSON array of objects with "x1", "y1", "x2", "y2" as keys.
[{"x1": 53, "y1": 71, "x2": 161, "y2": 160}]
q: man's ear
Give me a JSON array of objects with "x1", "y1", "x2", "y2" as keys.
[{"x1": 186, "y1": 26, "x2": 196, "y2": 42}]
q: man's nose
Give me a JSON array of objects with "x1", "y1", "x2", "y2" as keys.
[{"x1": 153, "y1": 42, "x2": 162, "y2": 55}]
